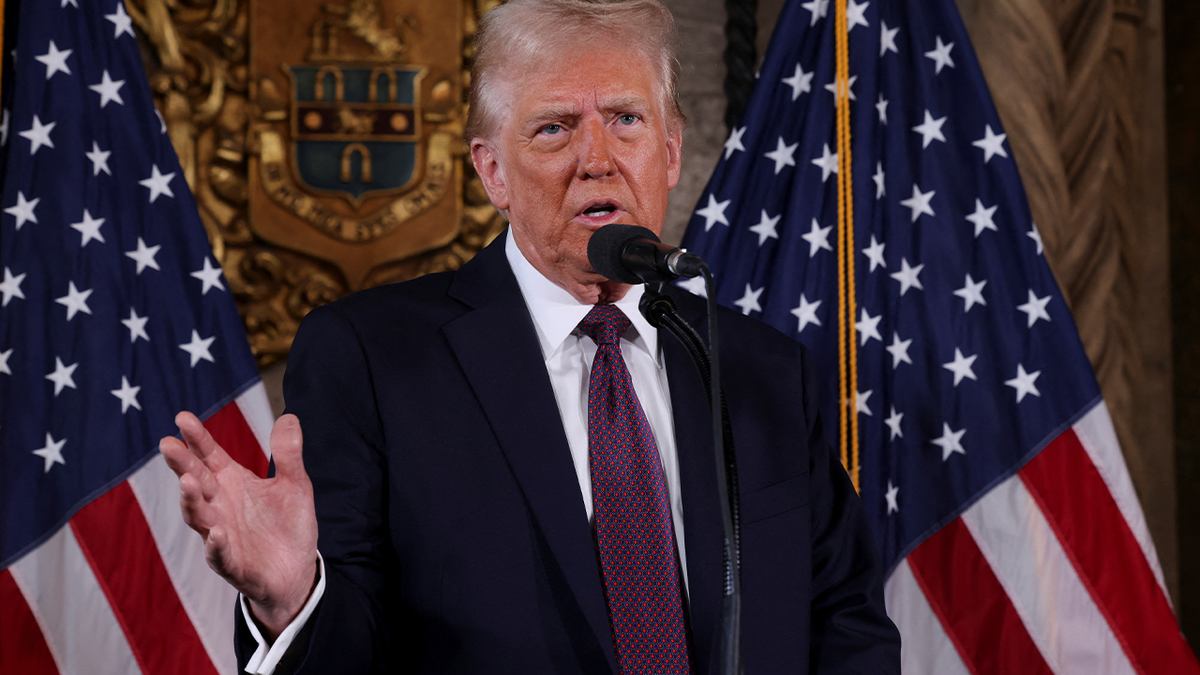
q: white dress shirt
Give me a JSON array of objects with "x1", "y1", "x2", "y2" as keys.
[{"x1": 243, "y1": 231, "x2": 688, "y2": 673}]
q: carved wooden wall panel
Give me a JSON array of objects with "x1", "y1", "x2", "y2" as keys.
[{"x1": 129, "y1": 0, "x2": 506, "y2": 368}]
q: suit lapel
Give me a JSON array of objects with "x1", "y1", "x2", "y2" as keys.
[
  {"x1": 662, "y1": 299, "x2": 724, "y2": 675},
  {"x1": 442, "y1": 235, "x2": 617, "y2": 673}
]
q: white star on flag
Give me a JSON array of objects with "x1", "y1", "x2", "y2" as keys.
[
  {"x1": 0, "y1": 348, "x2": 11, "y2": 376},
  {"x1": 885, "y1": 480, "x2": 899, "y2": 514},
  {"x1": 855, "y1": 308, "x2": 882, "y2": 345},
  {"x1": 19, "y1": 114, "x2": 56, "y2": 155},
  {"x1": 855, "y1": 389, "x2": 873, "y2": 416},
  {"x1": 943, "y1": 348, "x2": 978, "y2": 386},
  {"x1": 60, "y1": 0, "x2": 78, "y2": 7},
  {"x1": 872, "y1": 161, "x2": 885, "y2": 198},
  {"x1": 32, "y1": 433, "x2": 67, "y2": 473},
  {"x1": 69, "y1": 209, "x2": 106, "y2": 247},
  {"x1": 912, "y1": 110, "x2": 948, "y2": 149},
  {"x1": 677, "y1": 275, "x2": 707, "y2": 298},
  {"x1": 179, "y1": 330, "x2": 216, "y2": 367},
  {"x1": 824, "y1": 75, "x2": 858, "y2": 102},
  {"x1": 1017, "y1": 289, "x2": 1052, "y2": 327},
  {"x1": 34, "y1": 40, "x2": 72, "y2": 80},
  {"x1": 88, "y1": 70, "x2": 125, "y2": 107},
  {"x1": 748, "y1": 210, "x2": 780, "y2": 245},
  {"x1": 925, "y1": 35, "x2": 956, "y2": 74},
  {"x1": 0, "y1": 109, "x2": 9, "y2": 145},
  {"x1": 885, "y1": 406, "x2": 904, "y2": 440},
  {"x1": 862, "y1": 235, "x2": 886, "y2": 272},
  {"x1": 1029, "y1": 223, "x2": 1045, "y2": 255},
  {"x1": 45, "y1": 356, "x2": 78, "y2": 396},
  {"x1": 890, "y1": 257, "x2": 924, "y2": 295},
  {"x1": 801, "y1": 219, "x2": 833, "y2": 257},
  {"x1": 111, "y1": 376, "x2": 142, "y2": 413},
  {"x1": 55, "y1": 281, "x2": 93, "y2": 320},
  {"x1": 973, "y1": 124, "x2": 1009, "y2": 163},
  {"x1": 125, "y1": 237, "x2": 162, "y2": 274},
  {"x1": 966, "y1": 199, "x2": 999, "y2": 237},
  {"x1": 191, "y1": 257, "x2": 227, "y2": 295},
  {"x1": 812, "y1": 143, "x2": 838, "y2": 182},
  {"x1": 880, "y1": 21, "x2": 899, "y2": 56},
  {"x1": 1005, "y1": 364, "x2": 1042, "y2": 403},
  {"x1": 899, "y1": 183, "x2": 935, "y2": 222},
  {"x1": 85, "y1": 141, "x2": 112, "y2": 175},
  {"x1": 734, "y1": 284, "x2": 764, "y2": 315},
  {"x1": 0, "y1": 267, "x2": 25, "y2": 306},
  {"x1": 791, "y1": 293, "x2": 822, "y2": 333},
  {"x1": 695, "y1": 194, "x2": 731, "y2": 231},
  {"x1": 781, "y1": 63, "x2": 814, "y2": 101},
  {"x1": 764, "y1": 136, "x2": 798, "y2": 175},
  {"x1": 801, "y1": 0, "x2": 829, "y2": 26},
  {"x1": 105, "y1": 2, "x2": 136, "y2": 38},
  {"x1": 139, "y1": 164, "x2": 176, "y2": 202},
  {"x1": 932, "y1": 422, "x2": 967, "y2": 461},
  {"x1": 876, "y1": 93, "x2": 888, "y2": 124},
  {"x1": 954, "y1": 274, "x2": 988, "y2": 312},
  {"x1": 845, "y1": 0, "x2": 870, "y2": 31},
  {"x1": 723, "y1": 126, "x2": 746, "y2": 159},
  {"x1": 4, "y1": 190, "x2": 39, "y2": 230},
  {"x1": 122, "y1": 307, "x2": 150, "y2": 343},
  {"x1": 886, "y1": 332, "x2": 913, "y2": 369}
]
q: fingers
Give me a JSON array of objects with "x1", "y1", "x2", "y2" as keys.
[
  {"x1": 270, "y1": 414, "x2": 308, "y2": 484},
  {"x1": 174, "y1": 411, "x2": 234, "y2": 473}
]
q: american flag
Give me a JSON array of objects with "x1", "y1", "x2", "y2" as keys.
[
  {"x1": 0, "y1": 0, "x2": 273, "y2": 673},
  {"x1": 680, "y1": 0, "x2": 1200, "y2": 672}
]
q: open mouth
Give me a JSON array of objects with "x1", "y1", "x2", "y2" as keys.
[{"x1": 580, "y1": 202, "x2": 618, "y2": 218}]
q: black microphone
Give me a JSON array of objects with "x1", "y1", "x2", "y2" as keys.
[{"x1": 587, "y1": 224, "x2": 706, "y2": 284}]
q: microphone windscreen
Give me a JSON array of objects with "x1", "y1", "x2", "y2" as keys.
[{"x1": 587, "y1": 223, "x2": 659, "y2": 284}]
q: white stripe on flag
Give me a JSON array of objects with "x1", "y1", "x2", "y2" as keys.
[
  {"x1": 128, "y1": 452, "x2": 239, "y2": 675},
  {"x1": 9, "y1": 524, "x2": 141, "y2": 675},
  {"x1": 1072, "y1": 403, "x2": 1168, "y2": 599},
  {"x1": 884, "y1": 558, "x2": 972, "y2": 675},
  {"x1": 962, "y1": 472, "x2": 1137, "y2": 675},
  {"x1": 236, "y1": 381, "x2": 276, "y2": 459}
]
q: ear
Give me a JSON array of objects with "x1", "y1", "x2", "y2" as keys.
[
  {"x1": 470, "y1": 139, "x2": 510, "y2": 211},
  {"x1": 665, "y1": 125, "x2": 683, "y2": 191}
]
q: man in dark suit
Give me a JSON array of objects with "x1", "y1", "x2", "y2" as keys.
[{"x1": 161, "y1": 0, "x2": 900, "y2": 673}]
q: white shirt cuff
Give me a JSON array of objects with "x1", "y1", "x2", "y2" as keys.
[{"x1": 240, "y1": 552, "x2": 327, "y2": 675}]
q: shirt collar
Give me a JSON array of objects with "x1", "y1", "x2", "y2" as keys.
[{"x1": 505, "y1": 229, "x2": 661, "y2": 365}]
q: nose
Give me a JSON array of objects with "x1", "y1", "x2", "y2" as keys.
[{"x1": 576, "y1": 117, "x2": 617, "y2": 179}]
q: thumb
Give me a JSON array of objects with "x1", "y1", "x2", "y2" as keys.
[{"x1": 270, "y1": 414, "x2": 307, "y2": 481}]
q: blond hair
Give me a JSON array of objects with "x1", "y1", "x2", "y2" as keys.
[{"x1": 465, "y1": 0, "x2": 685, "y2": 142}]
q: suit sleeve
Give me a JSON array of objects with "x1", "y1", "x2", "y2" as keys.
[
  {"x1": 800, "y1": 346, "x2": 903, "y2": 673},
  {"x1": 233, "y1": 302, "x2": 396, "y2": 674}
]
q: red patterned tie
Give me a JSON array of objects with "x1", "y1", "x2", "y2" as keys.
[{"x1": 579, "y1": 304, "x2": 691, "y2": 674}]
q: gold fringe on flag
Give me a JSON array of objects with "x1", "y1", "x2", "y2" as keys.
[{"x1": 834, "y1": 0, "x2": 860, "y2": 492}]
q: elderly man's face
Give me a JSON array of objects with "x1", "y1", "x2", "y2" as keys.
[{"x1": 470, "y1": 45, "x2": 683, "y2": 304}]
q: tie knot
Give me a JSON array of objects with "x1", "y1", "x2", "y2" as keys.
[{"x1": 578, "y1": 304, "x2": 631, "y2": 346}]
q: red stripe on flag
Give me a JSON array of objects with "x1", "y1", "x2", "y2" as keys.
[
  {"x1": 0, "y1": 569, "x2": 59, "y2": 675},
  {"x1": 70, "y1": 483, "x2": 219, "y2": 675},
  {"x1": 1020, "y1": 430, "x2": 1200, "y2": 674},
  {"x1": 907, "y1": 517, "x2": 1054, "y2": 675},
  {"x1": 205, "y1": 401, "x2": 269, "y2": 478}
]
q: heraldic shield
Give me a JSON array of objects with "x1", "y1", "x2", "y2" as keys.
[
  {"x1": 249, "y1": 0, "x2": 466, "y2": 293},
  {"x1": 287, "y1": 65, "x2": 425, "y2": 204}
]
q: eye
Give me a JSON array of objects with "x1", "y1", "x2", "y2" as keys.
[
  {"x1": 540, "y1": 123, "x2": 563, "y2": 135},
  {"x1": 618, "y1": 114, "x2": 639, "y2": 126}
]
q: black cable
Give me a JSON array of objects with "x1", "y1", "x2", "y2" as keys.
[
  {"x1": 640, "y1": 284, "x2": 742, "y2": 675},
  {"x1": 723, "y1": 0, "x2": 759, "y2": 132}
]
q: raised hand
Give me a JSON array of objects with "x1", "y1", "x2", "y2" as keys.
[{"x1": 160, "y1": 411, "x2": 319, "y2": 638}]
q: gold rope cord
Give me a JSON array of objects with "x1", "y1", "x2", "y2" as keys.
[{"x1": 834, "y1": 0, "x2": 859, "y2": 492}]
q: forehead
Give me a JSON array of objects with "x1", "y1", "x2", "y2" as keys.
[{"x1": 501, "y1": 45, "x2": 664, "y2": 119}]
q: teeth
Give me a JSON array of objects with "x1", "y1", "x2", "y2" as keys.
[{"x1": 584, "y1": 205, "x2": 616, "y2": 216}]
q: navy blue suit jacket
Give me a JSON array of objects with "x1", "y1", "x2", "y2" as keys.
[{"x1": 237, "y1": 232, "x2": 899, "y2": 673}]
